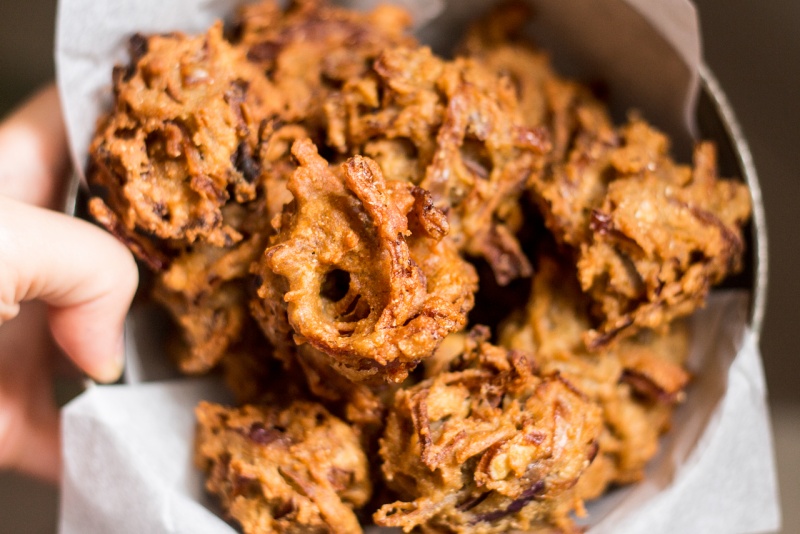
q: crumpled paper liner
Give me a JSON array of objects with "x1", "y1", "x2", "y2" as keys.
[{"x1": 55, "y1": 0, "x2": 781, "y2": 532}]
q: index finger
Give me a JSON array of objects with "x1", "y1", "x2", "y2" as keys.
[{"x1": 0, "y1": 85, "x2": 70, "y2": 210}]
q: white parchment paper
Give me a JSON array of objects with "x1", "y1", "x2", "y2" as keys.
[{"x1": 55, "y1": 0, "x2": 781, "y2": 532}]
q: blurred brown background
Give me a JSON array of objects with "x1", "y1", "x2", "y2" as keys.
[{"x1": 0, "y1": 0, "x2": 796, "y2": 532}]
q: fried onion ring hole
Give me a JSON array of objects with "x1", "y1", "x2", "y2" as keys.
[{"x1": 254, "y1": 139, "x2": 476, "y2": 383}]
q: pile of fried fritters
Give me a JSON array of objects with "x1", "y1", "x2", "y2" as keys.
[{"x1": 86, "y1": 1, "x2": 752, "y2": 532}]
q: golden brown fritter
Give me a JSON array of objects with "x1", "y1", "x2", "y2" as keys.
[
  {"x1": 147, "y1": 157, "x2": 286, "y2": 386},
  {"x1": 235, "y1": 0, "x2": 415, "y2": 131},
  {"x1": 499, "y1": 255, "x2": 690, "y2": 497},
  {"x1": 575, "y1": 124, "x2": 751, "y2": 348},
  {"x1": 87, "y1": 0, "x2": 428, "y2": 383},
  {"x1": 87, "y1": 0, "x2": 417, "y2": 257},
  {"x1": 86, "y1": 25, "x2": 280, "y2": 379},
  {"x1": 375, "y1": 327, "x2": 602, "y2": 534},
  {"x1": 152, "y1": 203, "x2": 269, "y2": 374},
  {"x1": 252, "y1": 139, "x2": 477, "y2": 384},
  {"x1": 532, "y1": 115, "x2": 750, "y2": 350},
  {"x1": 196, "y1": 400, "x2": 371, "y2": 534},
  {"x1": 327, "y1": 45, "x2": 550, "y2": 285},
  {"x1": 88, "y1": 23, "x2": 280, "y2": 251}
]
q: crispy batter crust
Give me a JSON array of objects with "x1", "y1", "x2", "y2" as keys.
[
  {"x1": 458, "y1": 1, "x2": 610, "y2": 169},
  {"x1": 253, "y1": 139, "x2": 477, "y2": 384},
  {"x1": 146, "y1": 191, "x2": 277, "y2": 377},
  {"x1": 375, "y1": 327, "x2": 602, "y2": 533},
  {"x1": 88, "y1": 23, "x2": 279, "y2": 248},
  {"x1": 575, "y1": 127, "x2": 751, "y2": 348},
  {"x1": 235, "y1": 0, "x2": 415, "y2": 131},
  {"x1": 195, "y1": 401, "x2": 371, "y2": 534},
  {"x1": 152, "y1": 203, "x2": 269, "y2": 374},
  {"x1": 86, "y1": 23, "x2": 283, "y2": 376}
]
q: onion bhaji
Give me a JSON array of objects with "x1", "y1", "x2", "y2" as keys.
[
  {"x1": 252, "y1": 139, "x2": 477, "y2": 384},
  {"x1": 500, "y1": 255, "x2": 690, "y2": 497},
  {"x1": 86, "y1": 23, "x2": 281, "y2": 376},
  {"x1": 327, "y1": 45, "x2": 551, "y2": 285},
  {"x1": 234, "y1": 0, "x2": 416, "y2": 131},
  {"x1": 87, "y1": 23, "x2": 280, "y2": 252},
  {"x1": 195, "y1": 401, "x2": 371, "y2": 534},
  {"x1": 375, "y1": 326, "x2": 602, "y2": 533},
  {"x1": 574, "y1": 125, "x2": 751, "y2": 349},
  {"x1": 530, "y1": 115, "x2": 750, "y2": 350},
  {"x1": 87, "y1": 0, "x2": 427, "y2": 379}
]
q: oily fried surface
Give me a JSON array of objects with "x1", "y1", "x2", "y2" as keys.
[
  {"x1": 328, "y1": 45, "x2": 550, "y2": 285},
  {"x1": 499, "y1": 255, "x2": 690, "y2": 497},
  {"x1": 526, "y1": 114, "x2": 750, "y2": 349},
  {"x1": 89, "y1": 0, "x2": 416, "y2": 255},
  {"x1": 235, "y1": 0, "x2": 415, "y2": 131},
  {"x1": 253, "y1": 139, "x2": 477, "y2": 384},
  {"x1": 195, "y1": 400, "x2": 371, "y2": 534},
  {"x1": 88, "y1": 23, "x2": 279, "y2": 249},
  {"x1": 375, "y1": 327, "x2": 602, "y2": 533}
]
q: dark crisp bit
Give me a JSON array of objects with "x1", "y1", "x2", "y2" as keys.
[{"x1": 195, "y1": 401, "x2": 371, "y2": 534}]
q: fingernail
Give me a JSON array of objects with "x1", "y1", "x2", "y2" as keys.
[{"x1": 91, "y1": 334, "x2": 126, "y2": 384}]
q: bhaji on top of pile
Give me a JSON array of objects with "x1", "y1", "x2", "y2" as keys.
[{"x1": 86, "y1": 0, "x2": 752, "y2": 532}]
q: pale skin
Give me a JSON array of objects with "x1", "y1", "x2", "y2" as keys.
[{"x1": 0, "y1": 86, "x2": 138, "y2": 482}]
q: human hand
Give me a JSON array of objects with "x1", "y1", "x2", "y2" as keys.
[{"x1": 0, "y1": 86, "x2": 138, "y2": 482}]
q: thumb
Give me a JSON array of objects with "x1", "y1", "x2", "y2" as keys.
[{"x1": 0, "y1": 195, "x2": 138, "y2": 382}]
